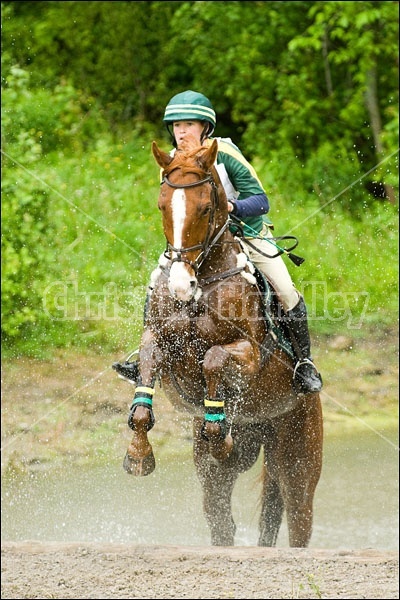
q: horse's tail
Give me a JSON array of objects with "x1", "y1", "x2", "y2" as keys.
[{"x1": 258, "y1": 450, "x2": 285, "y2": 546}]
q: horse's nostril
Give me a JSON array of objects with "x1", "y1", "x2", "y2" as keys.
[{"x1": 190, "y1": 280, "x2": 197, "y2": 289}]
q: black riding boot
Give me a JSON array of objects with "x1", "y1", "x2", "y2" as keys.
[
  {"x1": 285, "y1": 296, "x2": 322, "y2": 394},
  {"x1": 112, "y1": 291, "x2": 151, "y2": 383},
  {"x1": 112, "y1": 356, "x2": 140, "y2": 382}
]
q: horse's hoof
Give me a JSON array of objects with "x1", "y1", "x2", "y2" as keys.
[{"x1": 123, "y1": 450, "x2": 156, "y2": 476}]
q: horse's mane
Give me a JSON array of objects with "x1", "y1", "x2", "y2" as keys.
[{"x1": 163, "y1": 134, "x2": 211, "y2": 178}]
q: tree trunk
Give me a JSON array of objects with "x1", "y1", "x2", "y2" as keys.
[{"x1": 365, "y1": 64, "x2": 396, "y2": 203}]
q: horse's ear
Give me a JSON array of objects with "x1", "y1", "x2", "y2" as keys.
[
  {"x1": 198, "y1": 138, "x2": 219, "y2": 171},
  {"x1": 152, "y1": 141, "x2": 173, "y2": 169}
]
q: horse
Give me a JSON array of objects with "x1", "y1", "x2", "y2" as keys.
[{"x1": 122, "y1": 134, "x2": 323, "y2": 547}]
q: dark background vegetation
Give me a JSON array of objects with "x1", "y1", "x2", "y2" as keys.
[{"x1": 1, "y1": 0, "x2": 398, "y2": 356}]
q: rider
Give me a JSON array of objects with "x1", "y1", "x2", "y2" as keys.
[{"x1": 114, "y1": 90, "x2": 322, "y2": 394}]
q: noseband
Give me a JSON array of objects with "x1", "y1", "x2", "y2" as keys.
[{"x1": 162, "y1": 172, "x2": 229, "y2": 273}]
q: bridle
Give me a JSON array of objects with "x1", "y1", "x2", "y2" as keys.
[{"x1": 161, "y1": 172, "x2": 230, "y2": 273}]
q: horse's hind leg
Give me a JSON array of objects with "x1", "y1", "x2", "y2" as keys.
[
  {"x1": 261, "y1": 395, "x2": 323, "y2": 547},
  {"x1": 258, "y1": 466, "x2": 285, "y2": 546},
  {"x1": 258, "y1": 470, "x2": 314, "y2": 548},
  {"x1": 283, "y1": 396, "x2": 323, "y2": 547}
]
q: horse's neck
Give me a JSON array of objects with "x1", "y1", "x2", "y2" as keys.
[
  {"x1": 201, "y1": 225, "x2": 242, "y2": 276},
  {"x1": 203, "y1": 167, "x2": 241, "y2": 271}
]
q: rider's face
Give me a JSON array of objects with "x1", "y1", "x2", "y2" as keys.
[{"x1": 173, "y1": 120, "x2": 205, "y2": 146}]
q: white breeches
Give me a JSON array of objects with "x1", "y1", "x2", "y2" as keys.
[{"x1": 244, "y1": 226, "x2": 300, "y2": 312}]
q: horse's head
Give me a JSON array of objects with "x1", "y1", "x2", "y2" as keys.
[{"x1": 152, "y1": 135, "x2": 228, "y2": 302}]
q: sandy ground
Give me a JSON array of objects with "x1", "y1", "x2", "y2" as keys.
[
  {"x1": 1, "y1": 542, "x2": 399, "y2": 599},
  {"x1": 1, "y1": 332, "x2": 399, "y2": 599}
]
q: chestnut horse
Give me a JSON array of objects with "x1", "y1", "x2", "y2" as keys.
[{"x1": 123, "y1": 135, "x2": 323, "y2": 547}]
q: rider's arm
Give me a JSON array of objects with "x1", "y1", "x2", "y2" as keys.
[{"x1": 229, "y1": 193, "x2": 269, "y2": 218}]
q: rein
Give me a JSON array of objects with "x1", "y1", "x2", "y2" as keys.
[
  {"x1": 229, "y1": 215, "x2": 305, "y2": 266},
  {"x1": 162, "y1": 172, "x2": 232, "y2": 273}
]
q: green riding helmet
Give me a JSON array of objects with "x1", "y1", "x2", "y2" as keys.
[{"x1": 163, "y1": 90, "x2": 216, "y2": 140}]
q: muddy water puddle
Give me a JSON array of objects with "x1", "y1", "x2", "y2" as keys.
[{"x1": 2, "y1": 428, "x2": 398, "y2": 549}]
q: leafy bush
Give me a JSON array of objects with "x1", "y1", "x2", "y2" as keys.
[
  {"x1": 1, "y1": 164, "x2": 54, "y2": 338},
  {"x1": 2, "y1": 64, "x2": 105, "y2": 155}
]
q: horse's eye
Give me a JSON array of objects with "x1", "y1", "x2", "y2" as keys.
[{"x1": 201, "y1": 205, "x2": 211, "y2": 217}]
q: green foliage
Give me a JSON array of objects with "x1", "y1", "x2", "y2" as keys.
[
  {"x1": 2, "y1": 64, "x2": 106, "y2": 155},
  {"x1": 255, "y1": 155, "x2": 399, "y2": 335},
  {"x1": 1, "y1": 0, "x2": 184, "y2": 127},
  {"x1": 3, "y1": 1, "x2": 398, "y2": 177},
  {"x1": 1, "y1": 160, "x2": 54, "y2": 338},
  {"x1": 286, "y1": 1, "x2": 399, "y2": 161},
  {"x1": 1, "y1": 128, "x2": 398, "y2": 355},
  {"x1": 1, "y1": 60, "x2": 52, "y2": 339},
  {"x1": 1, "y1": 0, "x2": 398, "y2": 355},
  {"x1": 1, "y1": 58, "x2": 108, "y2": 345},
  {"x1": 1, "y1": 127, "x2": 165, "y2": 355}
]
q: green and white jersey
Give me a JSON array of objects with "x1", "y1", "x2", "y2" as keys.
[
  {"x1": 210, "y1": 137, "x2": 266, "y2": 235},
  {"x1": 168, "y1": 137, "x2": 268, "y2": 236}
]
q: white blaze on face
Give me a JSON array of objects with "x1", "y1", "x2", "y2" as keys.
[{"x1": 168, "y1": 188, "x2": 198, "y2": 301}]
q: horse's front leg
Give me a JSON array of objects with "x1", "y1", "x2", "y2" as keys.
[
  {"x1": 123, "y1": 329, "x2": 161, "y2": 477},
  {"x1": 202, "y1": 339, "x2": 259, "y2": 461}
]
